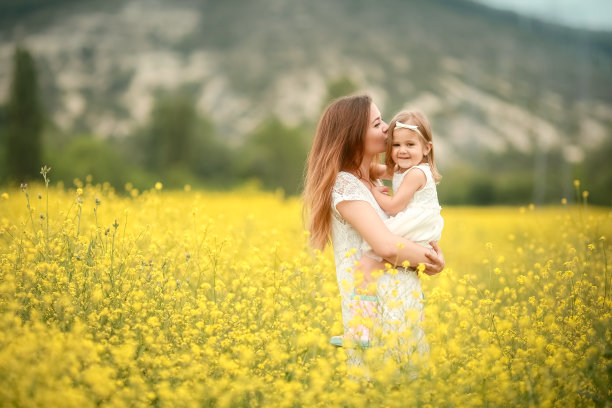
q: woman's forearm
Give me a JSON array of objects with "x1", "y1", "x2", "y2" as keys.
[
  {"x1": 372, "y1": 234, "x2": 430, "y2": 267},
  {"x1": 336, "y1": 200, "x2": 441, "y2": 270}
]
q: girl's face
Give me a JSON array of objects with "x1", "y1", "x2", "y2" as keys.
[
  {"x1": 391, "y1": 129, "x2": 432, "y2": 170},
  {"x1": 363, "y1": 103, "x2": 388, "y2": 156}
]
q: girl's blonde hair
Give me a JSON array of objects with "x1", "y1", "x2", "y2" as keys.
[
  {"x1": 303, "y1": 94, "x2": 379, "y2": 250},
  {"x1": 385, "y1": 110, "x2": 442, "y2": 182}
]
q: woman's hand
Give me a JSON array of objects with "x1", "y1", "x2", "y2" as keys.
[{"x1": 422, "y1": 242, "x2": 444, "y2": 275}]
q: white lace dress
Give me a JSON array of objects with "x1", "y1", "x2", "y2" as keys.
[
  {"x1": 331, "y1": 172, "x2": 429, "y2": 364},
  {"x1": 362, "y1": 164, "x2": 443, "y2": 258}
]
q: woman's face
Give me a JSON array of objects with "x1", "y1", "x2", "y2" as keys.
[{"x1": 363, "y1": 103, "x2": 388, "y2": 156}]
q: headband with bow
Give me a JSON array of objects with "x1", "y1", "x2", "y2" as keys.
[{"x1": 394, "y1": 121, "x2": 425, "y2": 139}]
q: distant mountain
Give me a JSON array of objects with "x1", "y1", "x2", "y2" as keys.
[{"x1": 0, "y1": 0, "x2": 611, "y2": 170}]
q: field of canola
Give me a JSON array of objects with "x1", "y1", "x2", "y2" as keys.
[{"x1": 0, "y1": 176, "x2": 610, "y2": 407}]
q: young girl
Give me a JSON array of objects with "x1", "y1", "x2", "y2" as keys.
[{"x1": 344, "y1": 110, "x2": 443, "y2": 347}]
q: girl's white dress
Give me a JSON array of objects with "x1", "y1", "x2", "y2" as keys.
[
  {"x1": 361, "y1": 164, "x2": 443, "y2": 258},
  {"x1": 331, "y1": 170, "x2": 433, "y2": 367}
]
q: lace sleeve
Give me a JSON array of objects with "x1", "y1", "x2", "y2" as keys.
[{"x1": 331, "y1": 172, "x2": 368, "y2": 213}]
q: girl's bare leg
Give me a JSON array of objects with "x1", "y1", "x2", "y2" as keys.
[
  {"x1": 344, "y1": 255, "x2": 385, "y2": 348},
  {"x1": 355, "y1": 255, "x2": 386, "y2": 296}
]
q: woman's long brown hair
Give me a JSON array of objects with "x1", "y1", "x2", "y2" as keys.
[{"x1": 302, "y1": 94, "x2": 373, "y2": 250}]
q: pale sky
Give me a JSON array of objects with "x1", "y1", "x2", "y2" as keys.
[{"x1": 471, "y1": 0, "x2": 612, "y2": 31}]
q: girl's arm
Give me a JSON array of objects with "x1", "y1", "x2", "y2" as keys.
[
  {"x1": 371, "y1": 167, "x2": 426, "y2": 215},
  {"x1": 336, "y1": 200, "x2": 444, "y2": 274}
]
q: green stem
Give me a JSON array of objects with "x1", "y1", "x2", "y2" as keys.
[
  {"x1": 603, "y1": 241, "x2": 608, "y2": 301},
  {"x1": 25, "y1": 193, "x2": 36, "y2": 239},
  {"x1": 45, "y1": 183, "x2": 49, "y2": 240},
  {"x1": 40, "y1": 165, "x2": 51, "y2": 242},
  {"x1": 110, "y1": 229, "x2": 115, "y2": 289},
  {"x1": 77, "y1": 204, "x2": 82, "y2": 238},
  {"x1": 110, "y1": 220, "x2": 119, "y2": 289}
]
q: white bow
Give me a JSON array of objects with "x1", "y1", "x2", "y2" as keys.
[
  {"x1": 395, "y1": 121, "x2": 419, "y2": 131},
  {"x1": 394, "y1": 121, "x2": 425, "y2": 139}
]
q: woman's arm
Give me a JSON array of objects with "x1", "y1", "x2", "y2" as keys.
[
  {"x1": 336, "y1": 200, "x2": 444, "y2": 274},
  {"x1": 371, "y1": 168, "x2": 426, "y2": 215}
]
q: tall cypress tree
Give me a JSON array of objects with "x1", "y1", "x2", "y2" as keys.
[
  {"x1": 147, "y1": 91, "x2": 197, "y2": 170},
  {"x1": 7, "y1": 46, "x2": 43, "y2": 182}
]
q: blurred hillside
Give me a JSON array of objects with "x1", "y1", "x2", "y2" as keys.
[{"x1": 0, "y1": 0, "x2": 610, "y2": 204}]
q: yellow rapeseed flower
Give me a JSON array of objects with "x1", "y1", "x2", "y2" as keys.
[{"x1": 0, "y1": 182, "x2": 608, "y2": 407}]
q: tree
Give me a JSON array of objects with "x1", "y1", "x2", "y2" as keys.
[
  {"x1": 238, "y1": 117, "x2": 308, "y2": 195},
  {"x1": 146, "y1": 91, "x2": 198, "y2": 171},
  {"x1": 6, "y1": 46, "x2": 43, "y2": 182},
  {"x1": 322, "y1": 76, "x2": 359, "y2": 108},
  {"x1": 48, "y1": 135, "x2": 133, "y2": 188},
  {"x1": 191, "y1": 115, "x2": 233, "y2": 186},
  {"x1": 138, "y1": 90, "x2": 235, "y2": 187}
]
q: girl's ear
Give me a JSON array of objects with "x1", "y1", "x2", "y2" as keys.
[{"x1": 424, "y1": 142, "x2": 432, "y2": 156}]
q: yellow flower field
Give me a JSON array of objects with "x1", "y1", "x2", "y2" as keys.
[{"x1": 0, "y1": 177, "x2": 610, "y2": 407}]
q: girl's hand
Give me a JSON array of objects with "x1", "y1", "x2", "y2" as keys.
[
  {"x1": 422, "y1": 242, "x2": 444, "y2": 275},
  {"x1": 374, "y1": 185, "x2": 390, "y2": 195}
]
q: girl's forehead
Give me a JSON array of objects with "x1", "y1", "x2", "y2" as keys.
[{"x1": 392, "y1": 129, "x2": 422, "y2": 141}]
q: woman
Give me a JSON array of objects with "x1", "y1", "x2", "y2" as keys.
[{"x1": 303, "y1": 94, "x2": 444, "y2": 366}]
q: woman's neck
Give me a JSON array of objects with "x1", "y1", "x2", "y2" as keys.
[{"x1": 357, "y1": 155, "x2": 373, "y2": 180}]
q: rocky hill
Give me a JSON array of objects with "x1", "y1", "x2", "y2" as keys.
[{"x1": 0, "y1": 0, "x2": 611, "y2": 194}]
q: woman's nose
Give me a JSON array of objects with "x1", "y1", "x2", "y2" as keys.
[{"x1": 382, "y1": 121, "x2": 389, "y2": 134}]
